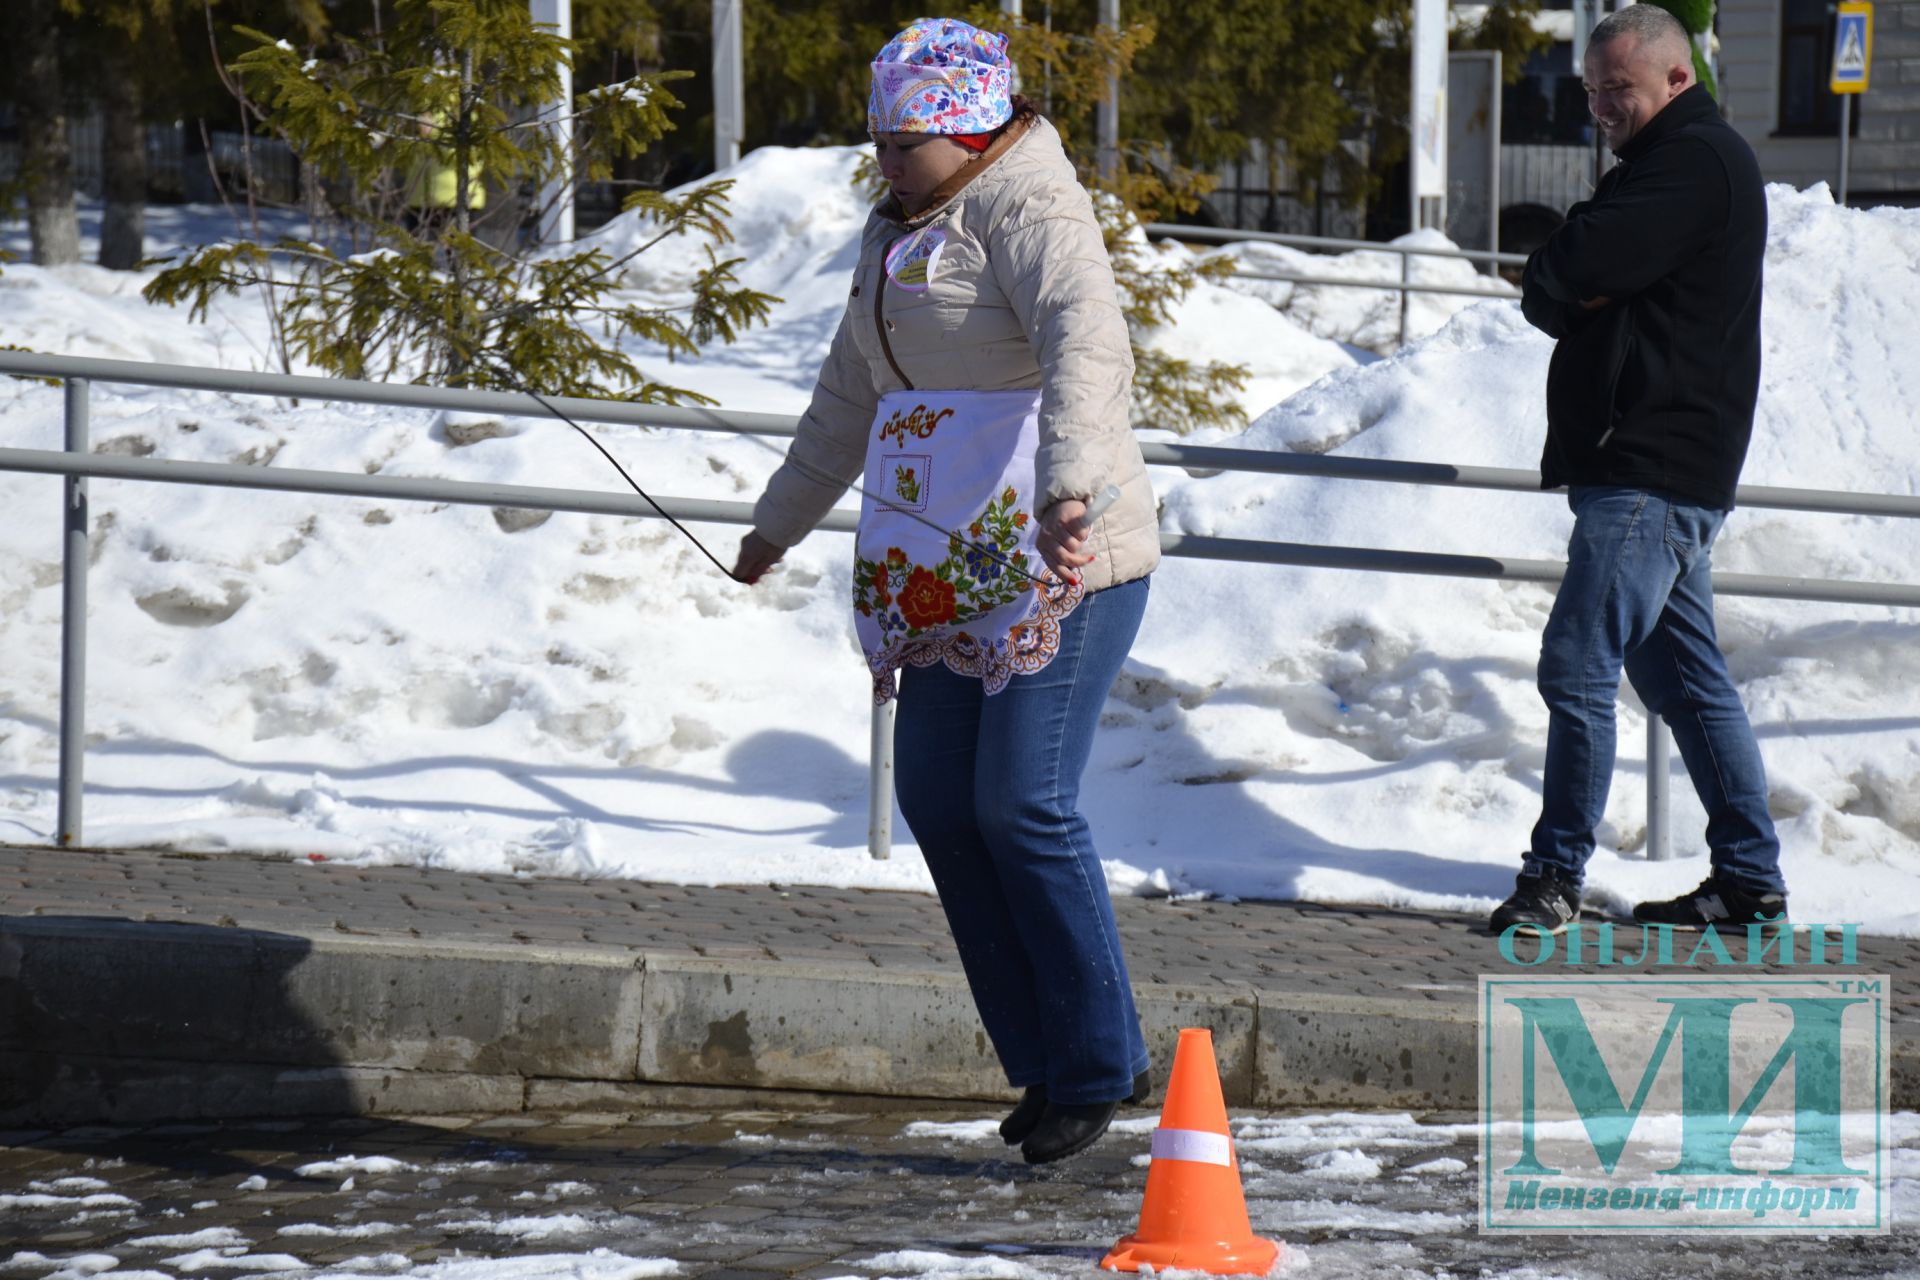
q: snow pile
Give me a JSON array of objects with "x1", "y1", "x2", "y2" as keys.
[
  {"x1": 585, "y1": 143, "x2": 1356, "y2": 422},
  {"x1": 1196, "y1": 225, "x2": 1517, "y2": 354},
  {"x1": 2, "y1": 163, "x2": 1919, "y2": 931}
]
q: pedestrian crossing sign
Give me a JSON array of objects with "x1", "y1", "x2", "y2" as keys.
[{"x1": 1831, "y1": 2, "x2": 1872, "y2": 94}]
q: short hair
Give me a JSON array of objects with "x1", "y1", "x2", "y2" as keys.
[{"x1": 1590, "y1": 4, "x2": 1693, "y2": 65}]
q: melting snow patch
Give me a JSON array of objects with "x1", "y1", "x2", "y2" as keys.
[
  {"x1": 899, "y1": 1120, "x2": 1001, "y2": 1142},
  {"x1": 1300, "y1": 1149, "x2": 1383, "y2": 1181},
  {"x1": 129, "y1": 1228, "x2": 252, "y2": 1249},
  {"x1": 279, "y1": 1223, "x2": 404, "y2": 1239},
  {"x1": 855, "y1": 1252, "x2": 1041, "y2": 1280},
  {"x1": 296, "y1": 1157, "x2": 416, "y2": 1179},
  {"x1": 238, "y1": 1176, "x2": 270, "y2": 1192},
  {"x1": 313, "y1": 1252, "x2": 678, "y2": 1280},
  {"x1": 2, "y1": 1255, "x2": 123, "y2": 1278},
  {"x1": 313, "y1": 1256, "x2": 412, "y2": 1275},
  {"x1": 439, "y1": 1214, "x2": 596, "y2": 1241},
  {"x1": 1401, "y1": 1157, "x2": 1468, "y2": 1176},
  {"x1": 0, "y1": 1194, "x2": 137, "y2": 1211},
  {"x1": 161, "y1": 1250, "x2": 309, "y2": 1272},
  {"x1": 1252, "y1": 1198, "x2": 1468, "y2": 1234}
]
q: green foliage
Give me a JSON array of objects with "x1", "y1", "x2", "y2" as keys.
[
  {"x1": 1652, "y1": 0, "x2": 1715, "y2": 32},
  {"x1": 1644, "y1": 0, "x2": 1718, "y2": 95},
  {"x1": 144, "y1": 0, "x2": 777, "y2": 400},
  {"x1": 1456, "y1": 0, "x2": 1555, "y2": 86},
  {"x1": 950, "y1": 4, "x2": 1249, "y2": 436},
  {"x1": 571, "y1": 0, "x2": 663, "y2": 74},
  {"x1": 1010, "y1": 0, "x2": 1547, "y2": 216},
  {"x1": 1116, "y1": 0, "x2": 1383, "y2": 187}
]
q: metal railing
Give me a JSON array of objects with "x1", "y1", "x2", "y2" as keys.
[
  {"x1": 1143, "y1": 223, "x2": 1530, "y2": 268},
  {"x1": 1144, "y1": 223, "x2": 1527, "y2": 345},
  {"x1": 6, "y1": 350, "x2": 1920, "y2": 868}
]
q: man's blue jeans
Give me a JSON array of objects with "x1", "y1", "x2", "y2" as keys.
[
  {"x1": 893, "y1": 575, "x2": 1151, "y2": 1106},
  {"x1": 1527, "y1": 487, "x2": 1784, "y2": 894}
]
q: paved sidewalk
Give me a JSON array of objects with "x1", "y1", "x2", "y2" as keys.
[{"x1": 2, "y1": 845, "x2": 1916, "y2": 1122}]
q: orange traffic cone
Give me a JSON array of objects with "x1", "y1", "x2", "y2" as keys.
[{"x1": 1101, "y1": 1027, "x2": 1282, "y2": 1276}]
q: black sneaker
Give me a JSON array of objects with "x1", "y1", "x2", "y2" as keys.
[
  {"x1": 1489, "y1": 871, "x2": 1581, "y2": 935},
  {"x1": 1633, "y1": 876, "x2": 1788, "y2": 929}
]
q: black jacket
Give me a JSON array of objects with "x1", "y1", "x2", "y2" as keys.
[{"x1": 1522, "y1": 86, "x2": 1766, "y2": 510}]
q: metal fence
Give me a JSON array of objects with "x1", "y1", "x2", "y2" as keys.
[
  {"x1": 1143, "y1": 224, "x2": 1527, "y2": 346},
  {"x1": 5, "y1": 350, "x2": 1920, "y2": 869},
  {"x1": 0, "y1": 120, "x2": 301, "y2": 206}
]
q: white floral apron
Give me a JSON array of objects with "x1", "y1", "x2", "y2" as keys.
[{"x1": 854, "y1": 388, "x2": 1084, "y2": 705}]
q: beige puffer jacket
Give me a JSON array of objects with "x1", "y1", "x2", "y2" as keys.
[{"x1": 751, "y1": 115, "x2": 1159, "y2": 594}]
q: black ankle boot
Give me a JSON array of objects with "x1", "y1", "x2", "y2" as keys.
[
  {"x1": 1127, "y1": 1068, "x2": 1152, "y2": 1106},
  {"x1": 999, "y1": 1084, "x2": 1048, "y2": 1145},
  {"x1": 1020, "y1": 1098, "x2": 1121, "y2": 1165}
]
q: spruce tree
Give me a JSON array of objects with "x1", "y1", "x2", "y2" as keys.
[
  {"x1": 145, "y1": 0, "x2": 776, "y2": 402},
  {"x1": 963, "y1": 5, "x2": 1252, "y2": 436}
]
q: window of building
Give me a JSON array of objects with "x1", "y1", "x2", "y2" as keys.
[
  {"x1": 1778, "y1": 0, "x2": 1857, "y2": 136},
  {"x1": 1503, "y1": 43, "x2": 1593, "y2": 146}
]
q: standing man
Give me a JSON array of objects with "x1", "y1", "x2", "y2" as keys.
[{"x1": 1490, "y1": 5, "x2": 1787, "y2": 934}]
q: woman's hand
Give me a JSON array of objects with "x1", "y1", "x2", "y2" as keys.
[
  {"x1": 1036, "y1": 499, "x2": 1097, "y2": 587},
  {"x1": 732, "y1": 530, "x2": 787, "y2": 584}
]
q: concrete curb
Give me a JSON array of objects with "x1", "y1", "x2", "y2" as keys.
[
  {"x1": 5, "y1": 914, "x2": 1914, "y2": 1124},
  {"x1": 2, "y1": 915, "x2": 1490, "y2": 1123}
]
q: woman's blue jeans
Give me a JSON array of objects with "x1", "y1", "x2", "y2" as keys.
[
  {"x1": 1527, "y1": 487, "x2": 1784, "y2": 894},
  {"x1": 893, "y1": 575, "x2": 1151, "y2": 1105}
]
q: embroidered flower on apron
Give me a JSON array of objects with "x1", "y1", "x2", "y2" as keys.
[{"x1": 854, "y1": 389, "x2": 1084, "y2": 705}]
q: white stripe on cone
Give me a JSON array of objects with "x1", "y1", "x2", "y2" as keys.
[{"x1": 1149, "y1": 1126, "x2": 1232, "y2": 1167}]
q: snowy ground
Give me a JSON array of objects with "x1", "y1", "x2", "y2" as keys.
[
  {"x1": 4, "y1": 1106, "x2": 1916, "y2": 1280},
  {"x1": 3, "y1": 154, "x2": 1919, "y2": 933}
]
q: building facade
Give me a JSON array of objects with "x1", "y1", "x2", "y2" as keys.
[{"x1": 1719, "y1": 0, "x2": 1920, "y2": 203}]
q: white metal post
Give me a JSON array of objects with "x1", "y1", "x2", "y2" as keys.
[
  {"x1": 1397, "y1": 250, "x2": 1411, "y2": 347},
  {"x1": 530, "y1": 0, "x2": 574, "y2": 244},
  {"x1": 1487, "y1": 50, "x2": 1502, "y2": 271},
  {"x1": 868, "y1": 698, "x2": 895, "y2": 859},
  {"x1": 1646, "y1": 715, "x2": 1672, "y2": 861},
  {"x1": 1096, "y1": 0, "x2": 1119, "y2": 182},
  {"x1": 1001, "y1": 0, "x2": 1023, "y2": 97},
  {"x1": 1410, "y1": 0, "x2": 1447, "y2": 231},
  {"x1": 712, "y1": 0, "x2": 744, "y2": 171},
  {"x1": 58, "y1": 377, "x2": 89, "y2": 848},
  {"x1": 1838, "y1": 95, "x2": 1853, "y2": 206}
]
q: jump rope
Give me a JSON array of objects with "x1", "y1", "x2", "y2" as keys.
[{"x1": 489, "y1": 359, "x2": 1122, "y2": 598}]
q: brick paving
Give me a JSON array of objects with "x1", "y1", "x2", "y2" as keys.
[{"x1": 3, "y1": 844, "x2": 1917, "y2": 1026}]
